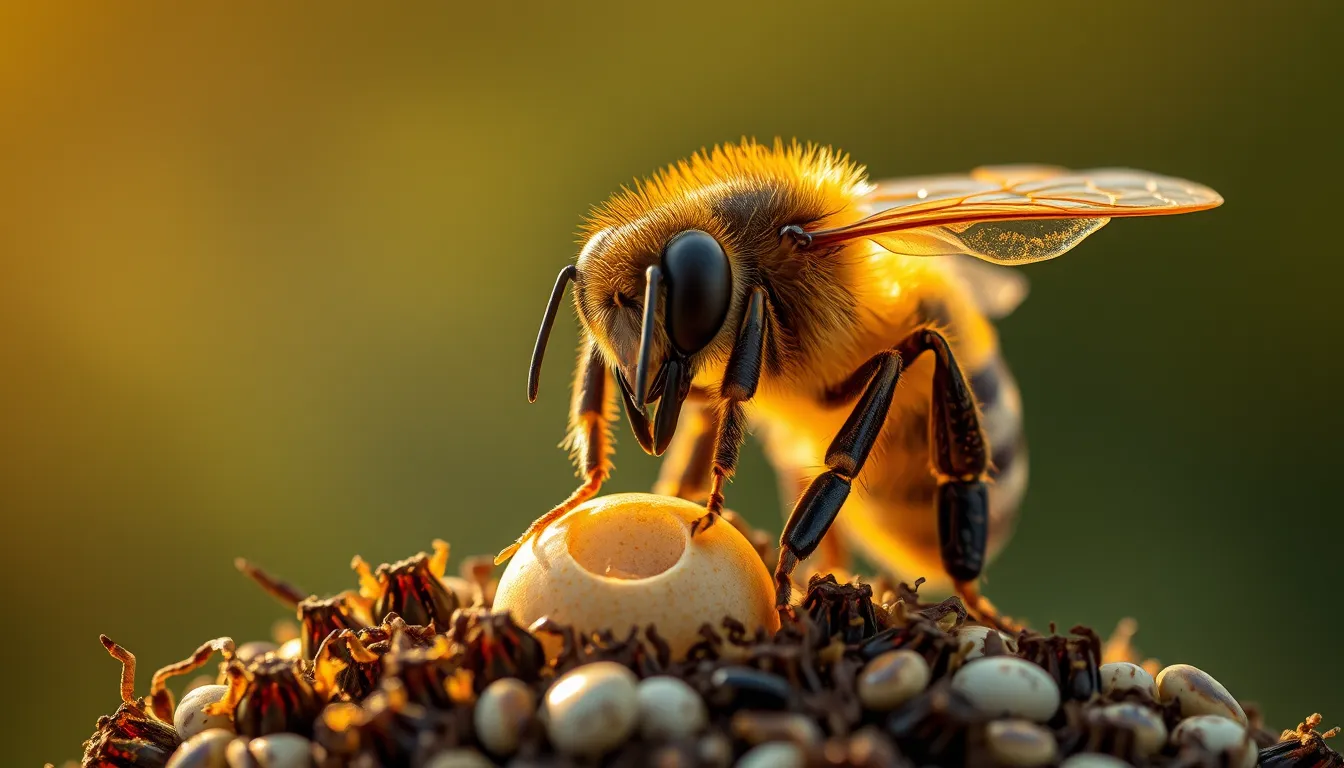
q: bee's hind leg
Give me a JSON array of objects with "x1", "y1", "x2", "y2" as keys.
[{"x1": 900, "y1": 330, "x2": 1021, "y2": 632}]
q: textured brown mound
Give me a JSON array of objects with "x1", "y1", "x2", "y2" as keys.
[{"x1": 67, "y1": 536, "x2": 1339, "y2": 768}]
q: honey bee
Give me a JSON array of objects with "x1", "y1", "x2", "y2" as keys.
[{"x1": 498, "y1": 139, "x2": 1221, "y2": 624}]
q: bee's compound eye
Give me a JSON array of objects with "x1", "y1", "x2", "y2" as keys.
[{"x1": 661, "y1": 229, "x2": 732, "y2": 355}]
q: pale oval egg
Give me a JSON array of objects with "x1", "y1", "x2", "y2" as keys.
[{"x1": 493, "y1": 493, "x2": 779, "y2": 657}]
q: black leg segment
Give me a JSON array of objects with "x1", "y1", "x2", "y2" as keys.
[
  {"x1": 895, "y1": 330, "x2": 991, "y2": 584},
  {"x1": 900, "y1": 330, "x2": 988, "y2": 481},
  {"x1": 773, "y1": 328, "x2": 992, "y2": 611},
  {"x1": 774, "y1": 351, "x2": 902, "y2": 608},
  {"x1": 938, "y1": 480, "x2": 988, "y2": 582},
  {"x1": 689, "y1": 286, "x2": 768, "y2": 535},
  {"x1": 780, "y1": 470, "x2": 851, "y2": 559},
  {"x1": 720, "y1": 286, "x2": 768, "y2": 402}
]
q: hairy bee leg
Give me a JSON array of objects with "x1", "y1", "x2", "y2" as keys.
[
  {"x1": 775, "y1": 351, "x2": 904, "y2": 612},
  {"x1": 496, "y1": 339, "x2": 614, "y2": 564},
  {"x1": 652, "y1": 392, "x2": 719, "y2": 502},
  {"x1": 689, "y1": 286, "x2": 768, "y2": 535}
]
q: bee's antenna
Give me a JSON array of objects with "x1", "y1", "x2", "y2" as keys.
[
  {"x1": 633, "y1": 265, "x2": 663, "y2": 410},
  {"x1": 528, "y1": 264, "x2": 578, "y2": 402}
]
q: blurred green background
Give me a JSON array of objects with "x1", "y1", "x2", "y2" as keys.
[{"x1": 3, "y1": 2, "x2": 1340, "y2": 763}]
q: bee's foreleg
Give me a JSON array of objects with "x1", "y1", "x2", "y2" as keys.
[
  {"x1": 775, "y1": 351, "x2": 904, "y2": 612},
  {"x1": 688, "y1": 286, "x2": 769, "y2": 537},
  {"x1": 496, "y1": 338, "x2": 614, "y2": 564}
]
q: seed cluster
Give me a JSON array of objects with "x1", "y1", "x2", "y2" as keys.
[{"x1": 67, "y1": 538, "x2": 1339, "y2": 768}]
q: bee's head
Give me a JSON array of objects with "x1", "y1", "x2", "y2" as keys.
[
  {"x1": 530, "y1": 225, "x2": 736, "y2": 457},
  {"x1": 626, "y1": 229, "x2": 732, "y2": 453}
]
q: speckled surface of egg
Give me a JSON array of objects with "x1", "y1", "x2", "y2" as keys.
[
  {"x1": 543, "y1": 661, "x2": 639, "y2": 756},
  {"x1": 1171, "y1": 715, "x2": 1256, "y2": 768},
  {"x1": 1155, "y1": 664, "x2": 1248, "y2": 725},
  {"x1": 494, "y1": 494, "x2": 779, "y2": 657},
  {"x1": 174, "y1": 685, "x2": 234, "y2": 740},
  {"x1": 638, "y1": 676, "x2": 708, "y2": 739},
  {"x1": 951, "y1": 657, "x2": 1061, "y2": 722},
  {"x1": 857, "y1": 650, "x2": 930, "y2": 710},
  {"x1": 1098, "y1": 661, "x2": 1156, "y2": 698}
]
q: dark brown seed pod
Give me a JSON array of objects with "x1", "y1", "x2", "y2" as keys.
[
  {"x1": 453, "y1": 609, "x2": 547, "y2": 692},
  {"x1": 312, "y1": 629, "x2": 384, "y2": 703},
  {"x1": 295, "y1": 596, "x2": 370, "y2": 660},
  {"x1": 311, "y1": 614, "x2": 440, "y2": 703},
  {"x1": 81, "y1": 704, "x2": 181, "y2": 768},
  {"x1": 382, "y1": 634, "x2": 460, "y2": 710},
  {"x1": 81, "y1": 637, "x2": 182, "y2": 768},
  {"x1": 352, "y1": 539, "x2": 460, "y2": 627},
  {"x1": 207, "y1": 655, "x2": 323, "y2": 738}
]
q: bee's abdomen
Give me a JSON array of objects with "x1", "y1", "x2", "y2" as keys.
[{"x1": 970, "y1": 354, "x2": 1028, "y2": 552}]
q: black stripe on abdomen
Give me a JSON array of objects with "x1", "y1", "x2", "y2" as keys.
[{"x1": 970, "y1": 355, "x2": 1026, "y2": 487}]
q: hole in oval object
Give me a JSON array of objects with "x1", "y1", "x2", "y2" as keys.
[{"x1": 565, "y1": 502, "x2": 687, "y2": 580}]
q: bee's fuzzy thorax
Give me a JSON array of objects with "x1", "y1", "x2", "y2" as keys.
[{"x1": 581, "y1": 138, "x2": 868, "y2": 240}]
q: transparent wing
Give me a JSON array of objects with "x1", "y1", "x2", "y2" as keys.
[{"x1": 816, "y1": 165, "x2": 1223, "y2": 265}]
